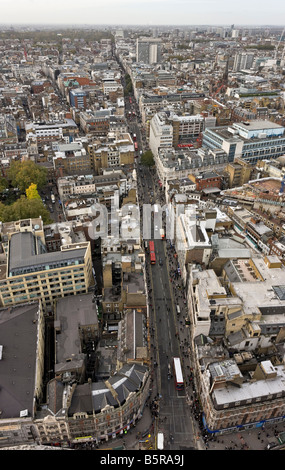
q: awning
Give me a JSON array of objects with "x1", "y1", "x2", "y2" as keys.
[{"x1": 202, "y1": 187, "x2": 221, "y2": 194}]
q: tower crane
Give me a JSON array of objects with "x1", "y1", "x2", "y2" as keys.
[{"x1": 274, "y1": 28, "x2": 285, "y2": 60}]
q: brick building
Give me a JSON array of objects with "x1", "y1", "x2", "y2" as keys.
[{"x1": 189, "y1": 171, "x2": 223, "y2": 192}]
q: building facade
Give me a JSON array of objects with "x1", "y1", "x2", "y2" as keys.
[
  {"x1": 200, "y1": 359, "x2": 285, "y2": 433},
  {"x1": 189, "y1": 171, "x2": 223, "y2": 192},
  {"x1": 136, "y1": 38, "x2": 162, "y2": 64},
  {"x1": 34, "y1": 362, "x2": 150, "y2": 446},
  {"x1": 202, "y1": 120, "x2": 285, "y2": 164},
  {"x1": 69, "y1": 88, "x2": 87, "y2": 109},
  {"x1": 233, "y1": 52, "x2": 255, "y2": 72},
  {"x1": 149, "y1": 112, "x2": 173, "y2": 157},
  {"x1": 0, "y1": 229, "x2": 93, "y2": 313}
]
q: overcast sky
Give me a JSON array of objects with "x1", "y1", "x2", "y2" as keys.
[{"x1": 1, "y1": 0, "x2": 285, "y2": 26}]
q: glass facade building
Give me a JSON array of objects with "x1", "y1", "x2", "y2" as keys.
[{"x1": 202, "y1": 120, "x2": 285, "y2": 164}]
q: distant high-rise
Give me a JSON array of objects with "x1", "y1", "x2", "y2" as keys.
[
  {"x1": 231, "y1": 29, "x2": 239, "y2": 38},
  {"x1": 216, "y1": 27, "x2": 226, "y2": 38},
  {"x1": 115, "y1": 29, "x2": 125, "y2": 38},
  {"x1": 152, "y1": 28, "x2": 158, "y2": 38},
  {"x1": 136, "y1": 37, "x2": 162, "y2": 64}
]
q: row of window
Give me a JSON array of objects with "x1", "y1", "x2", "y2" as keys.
[
  {"x1": 244, "y1": 138, "x2": 285, "y2": 150},
  {"x1": 10, "y1": 258, "x2": 85, "y2": 277},
  {"x1": 214, "y1": 392, "x2": 284, "y2": 410},
  {"x1": 1, "y1": 269, "x2": 85, "y2": 290},
  {"x1": 3, "y1": 286, "x2": 86, "y2": 305}
]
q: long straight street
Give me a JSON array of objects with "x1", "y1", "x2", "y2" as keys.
[
  {"x1": 133, "y1": 127, "x2": 201, "y2": 449},
  {"x1": 149, "y1": 237, "x2": 198, "y2": 450}
]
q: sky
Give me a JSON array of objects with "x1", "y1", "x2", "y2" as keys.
[{"x1": 0, "y1": 0, "x2": 285, "y2": 26}]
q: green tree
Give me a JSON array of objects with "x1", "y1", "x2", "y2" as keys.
[
  {"x1": 8, "y1": 160, "x2": 47, "y2": 193},
  {"x1": 0, "y1": 196, "x2": 52, "y2": 224},
  {"x1": 124, "y1": 82, "x2": 133, "y2": 95},
  {"x1": 141, "y1": 150, "x2": 155, "y2": 167},
  {"x1": 0, "y1": 176, "x2": 8, "y2": 193},
  {"x1": 124, "y1": 74, "x2": 133, "y2": 96}
]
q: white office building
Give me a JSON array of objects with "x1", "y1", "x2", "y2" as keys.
[
  {"x1": 202, "y1": 120, "x2": 285, "y2": 164},
  {"x1": 149, "y1": 112, "x2": 173, "y2": 157}
]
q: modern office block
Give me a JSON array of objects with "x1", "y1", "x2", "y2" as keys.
[
  {"x1": 0, "y1": 231, "x2": 94, "y2": 313},
  {"x1": 69, "y1": 88, "x2": 87, "y2": 109},
  {"x1": 136, "y1": 37, "x2": 162, "y2": 64},
  {"x1": 202, "y1": 120, "x2": 285, "y2": 164}
]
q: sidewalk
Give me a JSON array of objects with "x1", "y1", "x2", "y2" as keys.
[
  {"x1": 102, "y1": 239, "x2": 285, "y2": 452},
  {"x1": 203, "y1": 420, "x2": 285, "y2": 450}
]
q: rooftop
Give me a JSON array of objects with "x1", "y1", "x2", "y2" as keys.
[
  {"x1": 54, "y1": 293, "x2": 99, "y2": 364},
  {"x1": 234, "y1": 120, "x2": 284, "y2": 132},
  {"x1": 68, "y1": 362, "x2": 148, "y2": 414},
  {"x1": 8, "y1": 232, "x2": 87, "y2": 277},
  {"x1": 225, "y1": 257, "x2": 285, "y2": 315},
  {"x1": 212, "y1": 362, "x2": 285, "y2": 408},
  {"x1": 0, "y1": 302, "x2": 40, "y2": 419}
]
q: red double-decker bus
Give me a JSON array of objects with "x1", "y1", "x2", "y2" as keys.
[
  {"x1": 149, "y1": 241, "x2": 156, "y2": 264},
  {"x1": 134, "y1": 142, "x2": 138, "y2": 151}
]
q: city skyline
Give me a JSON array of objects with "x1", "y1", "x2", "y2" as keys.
[
  {"x1": 0, "y1": 0, "x2": 285, "y2": 26},
  {"x1": 1, "y1": 10, "x2": 285, "y2": 451}
]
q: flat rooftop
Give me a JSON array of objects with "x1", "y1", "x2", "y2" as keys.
[
  {"x1": 0, "y1": 302, "x2": 40, "y2": 419},
  {"x1": 206, "y1": 125, "x2": 285, "y2": 143},
  {"x1": 228, "y1": 257, "x2": 285, "y2": 315},
  {"x1": 249, "y1": 178, "x2": 282, "y2": 195},
  {"x1": 55, "y1": 293, "x2": 99, "y2": 363},
  {"x1": 212, "y1": 363, "x2": 285, "y2": 407},
  {"x1": 234, "y1": 120, "x2": 284, "y2": 131},
  {"x1": 8, "y1": 232, "x2": 87, "y2": 276}
]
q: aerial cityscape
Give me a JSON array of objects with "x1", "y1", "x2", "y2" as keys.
[{"x1": 0, "y1": 4, "x2": 285, "y2": 455}]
